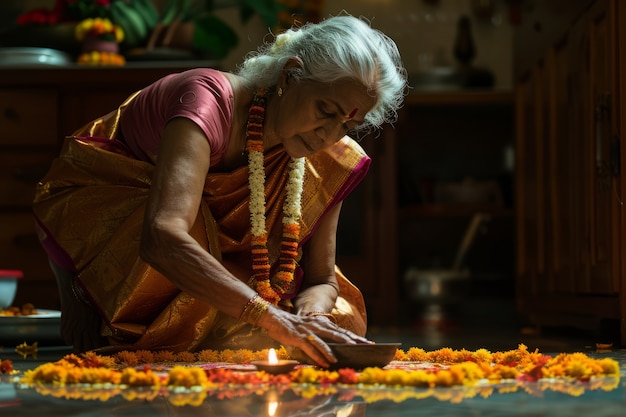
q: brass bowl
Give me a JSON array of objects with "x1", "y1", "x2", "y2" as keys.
[{"x1": 289, "y1": 342, "x2": 401, "y2": 369}]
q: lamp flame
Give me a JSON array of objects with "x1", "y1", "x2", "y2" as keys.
[
  {"x1": 268, "y1": 401, "x2": 278, "y2": 416},
  {"x1": 267, "y1": 388, "x2": 279, "y2": 416},
  {"x1": 268, "y1": 348, "x2": 278, "y2": 364}
]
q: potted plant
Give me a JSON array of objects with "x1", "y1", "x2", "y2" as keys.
[
  {"x1": 110, "y1": 0, "x2": 285, "y2": 60},
  {"x1": 3, "y1": 0, "x2": 287, "y2": 61}
]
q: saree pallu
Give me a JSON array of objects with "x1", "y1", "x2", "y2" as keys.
[{"x1": 33, "y1": 98, "x2": 371, "y2": 352}]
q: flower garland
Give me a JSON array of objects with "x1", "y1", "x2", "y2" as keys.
[
  {"x1": 11, "y1": 344, "x2": 620, "y2": 409},
  {"x1": 246, "y1": 88, "x2": 306, "y2": 304},
  {"x1": 4, "y1": 345, "x2": 619, "y2": 408}
]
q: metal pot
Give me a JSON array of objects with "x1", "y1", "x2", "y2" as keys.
[
  {"x1": 404, "y1": 267, "x2": 470, "y2": 305},
  {"x1": 403, "y1": 213, "x2": 487, "y2": 323}
]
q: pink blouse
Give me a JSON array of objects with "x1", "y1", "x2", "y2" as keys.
[{"x1": 119, "y1": 68, "x2": 234, "y2": 167}]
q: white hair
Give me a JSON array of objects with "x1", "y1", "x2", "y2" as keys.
[{"x1": 235, "y1": 14, "x2": 408, "y2": 133}]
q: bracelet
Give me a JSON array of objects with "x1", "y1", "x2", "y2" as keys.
[
  {"x1": 304, "y1": 311, "x2": 337, "y2": 324},
  {"x1": 239, "y1": 294, "x2": 270, "y2": 326}
]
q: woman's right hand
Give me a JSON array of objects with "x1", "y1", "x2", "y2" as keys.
[{"x1": 258, "y1": 307, "x2": 370, "y2": 367}]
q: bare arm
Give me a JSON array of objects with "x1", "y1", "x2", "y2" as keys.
[
  {"x1": 139, "y1": 118, "x2": 366, "y2": 366},
  {"x1": 140, "y1": 118, "x2": 258, "y2": 318},
  {"x1": 294, "y1": 202, "x2": 342, "y2": 315}
]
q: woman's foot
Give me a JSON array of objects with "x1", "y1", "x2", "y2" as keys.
[{"x1": 49, "y1": 259, "x2": 105, "y2": 352}]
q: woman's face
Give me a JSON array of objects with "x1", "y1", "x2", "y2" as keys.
[{"x1": 267, "y1": 78, "x2": 377, "y2": 158}]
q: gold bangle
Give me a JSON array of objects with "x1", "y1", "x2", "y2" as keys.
[
  {"x1": 240, "y1": 294, "x2": 269, "y2": 326},
  {"x1": 304, "y1": 311, "x2": 337, "y2": 324}
]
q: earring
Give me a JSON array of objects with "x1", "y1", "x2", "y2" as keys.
[{"x1": 277, "y1": 87, "x2": 283, "y2": 97}]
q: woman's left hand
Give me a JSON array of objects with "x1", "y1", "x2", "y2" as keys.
[
  {"x1": 260, "y1": 308, "x2": 370, "y2": 367},
  {"x1": 300, "y1": 313, "x2": 370, "y2": 344}
]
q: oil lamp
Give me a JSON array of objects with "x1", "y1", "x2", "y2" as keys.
[{"x1": 251, "y1": 348, "x2": 298, "y2": 375}]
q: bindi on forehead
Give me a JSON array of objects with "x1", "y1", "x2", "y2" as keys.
[{"x1": 341, "y1": 107, "x2": 359, "y2": 124}]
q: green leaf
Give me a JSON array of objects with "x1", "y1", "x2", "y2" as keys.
[{"x1": 192, "y1": 14, "x2": 239, "y2": 60}]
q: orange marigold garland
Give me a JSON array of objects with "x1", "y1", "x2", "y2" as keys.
[
  {"x1": 15, "y1": 345, "x2": 621, "y2": 406},
  {"x1": 246, "y1": 88, "x2": 305, "y2": 304}
]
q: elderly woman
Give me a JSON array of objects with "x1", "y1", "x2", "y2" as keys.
[{"x1": 33, "y1": 14, "x2": 408, "y2": 367}]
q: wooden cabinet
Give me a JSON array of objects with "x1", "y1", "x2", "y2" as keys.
[
  {"x1": 515, "y1": 0, "x2": 625, "y2": 344},
  {"x1": 318, "y1": 94, "x2": 511, "y2": 328},
  {"x1": 394, "y1": 92, "x2": 515, "y2": 322},
  {"x1": 338, "y1": 90, "x2": 516, "y2": 327},
  {"x1": 0, "y1": 87, "x2": 60, "y2": 309},
  {"x1": 0, "y1": 64, "x2": 200, "y2": 310},
  {"x1": 395, "y1": 92, "x2": 515, "y2": 269}
]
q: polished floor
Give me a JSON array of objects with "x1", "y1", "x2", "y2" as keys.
[{"x1": 2, "y1": 294, "x2": 625, "y2": 416}]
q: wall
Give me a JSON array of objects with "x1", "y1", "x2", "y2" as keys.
[
  {"x1": 220, "y1": 0, "x2": 514, "y2": 90},
  {"x1": 322, "y1": 0, "x2": 513, "y2": 90},
  {"x1": 1, "y1": 0, "x2": 513, "y2": 89}
]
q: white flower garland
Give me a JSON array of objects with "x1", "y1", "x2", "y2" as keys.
[{"x1": 246, "y1": 88, "x2": 306, "y2": 303}]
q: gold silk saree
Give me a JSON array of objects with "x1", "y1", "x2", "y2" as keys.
[{"x1": 33, "y1": 94, "x2": 370, "y2": 352}]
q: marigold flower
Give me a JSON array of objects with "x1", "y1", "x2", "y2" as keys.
[
  {"x1": 120, "y1": 367, "x2": 160, "y2": 387},
  {"x1": 75, "y1": 17, "x2": 123, "y2": 43},
  {"x1": 167, "y1": 366, "x2": 208, "y2": 388},
  {"x1": 115, "y1": 351, "x2": 139, "y2": 367},
  {"x1": 0, "y1": 359, "x2": 13, "y2": 374}
]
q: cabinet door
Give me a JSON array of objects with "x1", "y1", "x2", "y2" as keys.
[
  {"x1": 586, "y1": 0, "x2": 619, "y2": 293},
  {"x1": 515, "y1": 0, "x2": 624, "y2": 340},
  {"x1": 0, "y1": 89, "x2": 58, "y2": 146},
  {"x1": 515, "y1": 69, "x2": 543, "y2": 297},
  {"x1": 618, "y1": 0, "x2": 626, "y2": 345},
  {"x1": 546, "y1": 35, "x2": 576, "y2": 292}
]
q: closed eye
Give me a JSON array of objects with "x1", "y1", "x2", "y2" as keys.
[
  {"x1": 317, "y1": 102, "x2": 335, "y2": 118},
  {"x1": 318, "y1": 102, "x2": 352, "y2": 133}
]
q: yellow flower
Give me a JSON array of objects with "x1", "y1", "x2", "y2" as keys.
[
  {"x1": 404, "y1": 347, "x2": 428, "y2": 362},
  {"x1": 597, "y1": 358, "x2": 620, "y2": 376},
  {"x1": 120, "y1": 367, "x2": 161, "y2": 387},
  {"x1": 175, "y1": 351, "x2": 197, "y2": 363},
  {"x1": 404, "y1": 370, "x2": 436, "y2": 387},
  {"x1": 115, "y1": 26, "x2": 125, "y2": 43},
  {"x1": 167, "y1": 366, "x2": 208, "y2": 388},
  {"x1": 196, "y1": 349, "x2": 220, "y2": 363},
  {"x1": 115, "y1": 351, "x2": 139, "y2": 367},
  {"x1": 292, "y1": 367, "x2": 323, "y2": 384},
  {"x1": 75, "y1": 17, "x2": 124, "y2": 43},
  {"x1": 167, "y1": 390, "x2": 207, "y2": 407}
]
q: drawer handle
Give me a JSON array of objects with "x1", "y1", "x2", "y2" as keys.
[{"x1": 4, "y1": 107, "x2": 20, "y2": 121}]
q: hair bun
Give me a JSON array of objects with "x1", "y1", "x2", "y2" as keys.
[{"x1": 270, "y1": 31, "x2": 297, "y2": 54}]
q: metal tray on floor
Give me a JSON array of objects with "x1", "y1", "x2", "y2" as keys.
[{"x1": 0, "y1": 309, "x2": 61, "y2": 342}]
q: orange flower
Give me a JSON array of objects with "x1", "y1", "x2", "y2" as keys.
[{"x1": 1, "y1": 359, "x2": 14, "y2": 374}]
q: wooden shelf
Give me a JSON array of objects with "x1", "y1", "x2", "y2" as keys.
[
  {"x1": 0, "y1": 63, "x2": 211, "y2": 87},
  {"x1": 399, "y1": 203, "x2": 514, "y2": 218},
  {"x1": 404, "y1": 90, "x2": 514, "y2": 106}
]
